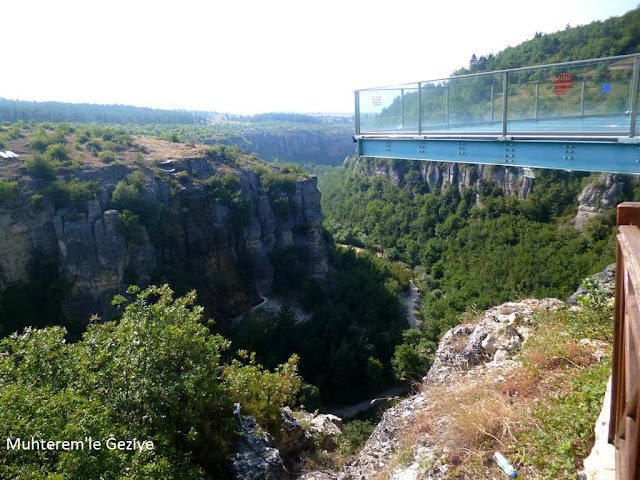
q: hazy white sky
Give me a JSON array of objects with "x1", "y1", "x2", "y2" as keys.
[{"x1": 3, "y1": 0, "x2": 639, "y2": 114}]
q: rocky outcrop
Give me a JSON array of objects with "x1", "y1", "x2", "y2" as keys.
[
  {"x1": 350, "y1": 157, "x2": 533, "y2": 199},
  {"x1": 333, "y1": 298, "x2": 567, "y2": 480},
  {"x1": 569, "y1": 263, "x2": 616, "y2": 305},
  {"x1": 232, "y1": 416, "x2": 285, "y2": 480},
  {"x1": 426, "y1": 298, "x2": 565, "y2": 384},
  {"x1": 0, "y1": 156, "x2": 328, "y2": 330},
  {"x1": 574, "y1": 174, "x2": 624, "y2": 231},
  {"x1": 54, "y1": 206, "x2": 155, "y2": 320}
]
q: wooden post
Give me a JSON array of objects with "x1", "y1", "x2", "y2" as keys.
[{"x1": 611, "y1": 202, "x2": 640, "y2": 479}]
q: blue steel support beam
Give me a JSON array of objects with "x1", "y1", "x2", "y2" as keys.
[{"x1": 355, "y1": 137, "x2": 640, "y2": 175}]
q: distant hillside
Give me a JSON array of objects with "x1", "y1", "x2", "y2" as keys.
[
  {"x1": 0, "y1": 101, "x2": 354, "y2": 165},
  {"x1": 456, "y1": 6, "x2": 640, "y2": 74},
  {"x1": 0, "y1": 98, "x2": 207, "y2": 125}
]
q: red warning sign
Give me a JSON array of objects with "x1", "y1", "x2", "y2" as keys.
[{"x1": 554, "y1": 73, "x2": 574, "y2": 95}]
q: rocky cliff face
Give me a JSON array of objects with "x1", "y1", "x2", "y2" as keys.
[
  {"x1": 244, "y1": 131, "x2": 354, "y2": 166},
  {"x1": 0, "y1": 147, "x2": 327, "y2": 333},
  {"x1": 350, "y1": 156, "x2": 534, "y2": 199},
  {"x1": 574, "y1": 173, "x2": 624, "y2": 231}
]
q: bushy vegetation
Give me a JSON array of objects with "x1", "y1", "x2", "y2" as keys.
[
  {"x1": 118, "y1": 210, "x2": 145, "y2": 244},
  {"x1": 47, "y1": 179, "x2": 99, "y2": 211},
  {"x1": 459, "y1": 7, "x2": 640, "y2": 75},
  {"x1": 227, "y1": 246, "x2": 409, "y2": 404},
  {"x1": 0, "y1": 180, "x2": 18, "y2": 206},
  {"x1": 202, "y1": 174, "x2": 252, "y2": 225},
  {"x1": 0, "y1": 285, "x2": 302, "y2": 479},
  {"x1": 110, "y1": 171, "x2": 165, "y2": 239},
  {"x1": 203, "y1": 145, "x2": 241, "y2": 166},
  {"x1": 24, "y1": 153, "x2": 58, "y2": 180},
  {"x1": 321, "y1": 160, "x2": 618, "y2": 347}
]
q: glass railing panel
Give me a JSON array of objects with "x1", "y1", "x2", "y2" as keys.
[
  {"x1": 444, "y1": 73, "x2": 504, "y2": 132},
  {"x1": 358, "y1": 86, "x2": 419, "y2": 133},
  {"x1": 357, "y1": 55, "x2": 640, "y2": 137},
  {"x1": 419, "y1": 81, "x2": 447, "y2": 129},
  {"x1": 507, "y1": 58, "x2": 633, "y2": 133}
]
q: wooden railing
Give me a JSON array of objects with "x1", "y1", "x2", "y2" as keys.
[{"x1": 610, "y1": 202, "x2": 640, "y2": 480}]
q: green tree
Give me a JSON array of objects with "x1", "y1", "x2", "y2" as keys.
[
  {"x1": 24, "y1": 153, "x2": 58, "y2": 180},
  {"x1": 0, "y1": 285, "x2": 307, "y2": 478},
  {"x1": 0, "y1": 180, "x2": 18, "y2": 206}
]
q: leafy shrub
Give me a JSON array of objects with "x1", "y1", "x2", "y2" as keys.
[
  {"x1": 111, "y1": 172, "x2": 147, "y2": 213},
  {"x1": 203, "y1": 174, "x2": 252, "y2": 225},
  {"x1": 0, "y1": 285, "x2": 302, "y2": 478},
  {"x1": 204, "y1": 145, "x2": 240, "y2": 165},
  {"x1": 46, "y1": 179, "x2": 98, "y2": 211},
  {"x1": 85, "y1": 138, "x2": 102, "y2": 155},
  {"x1": 0, "y1": 180, "x2": 17, "y2": 206},
  {"x1": 111, "y1": 171, "x2": 165, "y2": 239},
  {"x1": 97, "y1": 149, "x2": 117, "y2": 163},
  {"x1": 30, "y1": 193, "x2": 45, "y2": 210},
  {"x1": 392, "y1": 329, "x2": 436, "y2": 382},
  {"x1": 222, "y1": 351, "x2": 302, "y2": 433},
  {"x1": 45, "y1": 143, "x2": 69, "y2": 162},
  {"x1": 337, "y1": 420, "x2": 377, "y2": 455},
  {"x1": 28, "y1": 134, "x2": 49, "y2": 153},
  {"x1": 260, "y1": 171, "x2": 297, "y2": 196},
  {"x1": 118, "y1": 210, "x2": 145, "y2": 244},
  {"x1": 24, "y1": 154, "x2": 58, "y2": 180}
]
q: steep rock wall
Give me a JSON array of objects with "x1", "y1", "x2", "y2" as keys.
[
  {"x1": 350, "y1": 157, "x2": 534, "y2": 198},
  {"x1": 241, "y1": 131, "x2": 353, "y2": 166},
  {"x1": 0, "y1": 159, "x2": 327, "y2": 332},
  {"x1": 574, "y1": 173, "x2": 624, "y2": 231}
]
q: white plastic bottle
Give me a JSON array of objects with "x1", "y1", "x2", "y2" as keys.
[{"x1": 493, "y1": 451, "x2": 517, "y2": 478}]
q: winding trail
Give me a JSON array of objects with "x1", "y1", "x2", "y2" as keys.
[
  {"x1": 399, "y1": 282, "x2": 421, "y2": 329},
  {"x1": 329, "y1": 386, "x2": 406, "y2": 418}
]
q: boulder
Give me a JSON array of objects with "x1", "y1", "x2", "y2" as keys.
[
  {"x1": 569, "y1": 264, "x2": 616, "y2": 305},
  {"x1": 272, "y1": 407, "x2": 308, "y2": 456},
  {"x1": 231, "y1": 416, "x2": 284, "y2": 480},
  {"x1": 426, "y1": 298, "x2": 565, "y2": 383},
  {"x1": 309, "y1": 414, "x2": 343, "y2": 450}
]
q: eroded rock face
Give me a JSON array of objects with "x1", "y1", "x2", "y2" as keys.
[
  {"x1": 338, "y1": 393, "x2": 431, "y2": 480},
  {"x1": 232, "y1": 416, "x2": 284, "y2": 480},
  {"x1": 426, "y1": 298, "x2": 565, "y2": 384},
  {"x1": 569, "y1": 264, "x2": 616, "y2": 305},
  {"x1": 0, "y1": 159, "x2": 328, "y2": 329},
  {"x1": 243, "y1": 130, "x2": 354, "y2": 166},
  {"x1": 350, "y1": 157, "x2": 534, "y2": 199},
  {"x1": 273, "y1": 407, "x2": 308, "y2": 456},
  {"x1": 54, "y1": 207, "x2": 155, "y2": 320},
  {"x1": 574, "y1": 173, "x2": 624, "y2": 231}
]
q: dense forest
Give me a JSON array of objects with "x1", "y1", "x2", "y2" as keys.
[
  {"x1": 320, "y1": 159, "x2": 623, "y2": 377},
  {"x1": 0, "y1": 99, "x2": 208, "y2": 125},
  {"x1": 457, "y1": 7, "x2": 640, "y2": 75}
]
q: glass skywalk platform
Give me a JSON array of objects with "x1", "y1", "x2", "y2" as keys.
[{"x1": 354, "y1": 54, "x2": 640, "y2": 174}]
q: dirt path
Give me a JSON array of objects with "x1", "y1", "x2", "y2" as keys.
[
  {"x1": 329, "y1": 386, "x2": 406, "y2": 418},
  {"x1": 399, "y1": 282, "x2": 421, "y2": 328}
]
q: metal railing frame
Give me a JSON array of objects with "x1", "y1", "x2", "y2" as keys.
[{"x1": 354, "y1": 53, "x2": 640, "y2": 139}]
